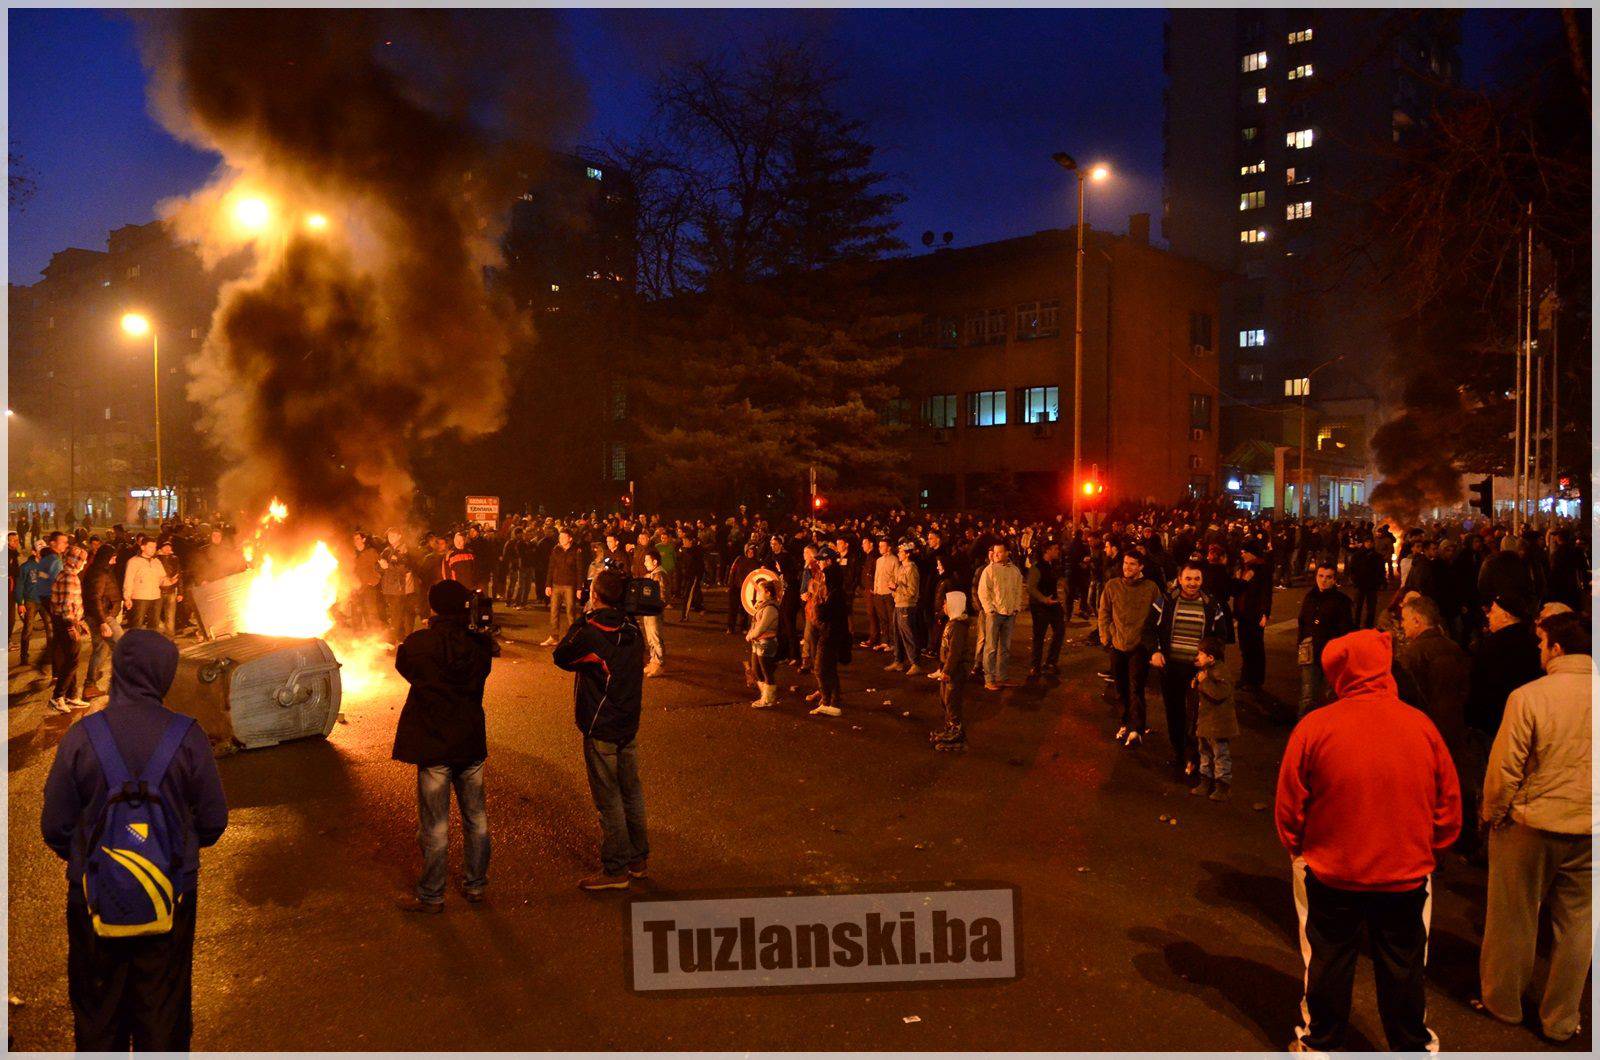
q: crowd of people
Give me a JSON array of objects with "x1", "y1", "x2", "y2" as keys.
[{"x1": 19, "y1": 496, "x2": 1592, "y2": 1051}]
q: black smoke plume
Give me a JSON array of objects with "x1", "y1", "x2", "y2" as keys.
[
  {"x1": 136, "y1": 10, "x2": 583, "y2": 530},
  {"x1": 1367, "y1": 368, "x2": 1465, "y2": 526}
]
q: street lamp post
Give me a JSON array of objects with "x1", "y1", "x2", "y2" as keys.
[
  {"x1": 1287, "y1": 354, "x2": 1346, "y2": 518},
  {"x1": 120, "y1": 312, "x2": 165, "y2": 520},
  {"x1": 1052, "y1": 153, "x2": 1110, "y2": 526}
]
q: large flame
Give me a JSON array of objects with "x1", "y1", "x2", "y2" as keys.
[{"x1": 235, "y1": 499, "x2": 390, "y2": 694}]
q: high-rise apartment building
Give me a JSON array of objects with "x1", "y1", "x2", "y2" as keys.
[{"x1": 1162, "y1": 10, "x2": 1461, "y2": 514}]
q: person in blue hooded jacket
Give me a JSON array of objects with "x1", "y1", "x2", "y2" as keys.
[{"x1": 40, "y1": 629, "x2": 228, "y2": 1051}]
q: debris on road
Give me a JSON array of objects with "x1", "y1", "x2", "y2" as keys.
[
  {"x1": 902, "y1": 1015, "x2": 921, "y2": 1024},
  {"x1": 900, "y1": 711, "x2": 911, "y2": 718},
  {"x1": 1252, "y1": 801, "x2": 1268, "y2": 812},
  {"x1": 9, "y1": 995, "x2": 23, "y2": 1007}
]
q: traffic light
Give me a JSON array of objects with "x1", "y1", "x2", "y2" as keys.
[
  {"x1": 1468, "y1": 476, "x2": 1493, "y2": 518},
  {"x1": 812, "y1": 494, "x2": 826, "y2": 511}
]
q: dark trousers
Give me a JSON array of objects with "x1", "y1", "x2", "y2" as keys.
[
  {"x1": 19, "y1": 599, "x2": 51, "y2": 664},
  {"x1": 1159, "y1": 659, "x2": 1198, "y2": 768},
  {"x1": 128, "y1": 598, "x2": 161, "y2": 631},
  {"x1": 940, "y1": 674, "x2": 968, "y2": 730},
  {"x1": 583, "y1": 736, "x2": 648, "y2": 876},
  {"x1": 1109, "y1": 647, "x2": 1149, "y2": 731},
  {"x1": 726, "y1": 587, "x2": 749, "y2": 634},
  {"x1": 1293, "y1": 862, "x2": 1436, "y2": 1052},
  {"x1": 862, "y1": 591, "x2": 880, "y2": 644},
  {"x1": 67, "y1": 890, "x2": 197, "y2": 1051},
  {"x1": 51, "y1": 618, "x2": 80, "y2": 700},
  {"x1": 1354, "y1": 588, "x2": 1379, "y2": 629},
  {"x1": 1236, "y1": 619, "x2": 1267, "y2": 688},
  {"x1": 1029, "y1": 604, "x2": 1064, "y2": 670},
  {"x1": 814, "y1": 624, "x2": 841, "y2": 706},
  {"x1": 384, "y1": 592, "x2": 413, "y2": 644},
  {"x1": 870, "y1": 594, "x2": 894, "y2": 647},
  {"x1": 893, "y1": 607, "x2": 918, "y2": 666}
]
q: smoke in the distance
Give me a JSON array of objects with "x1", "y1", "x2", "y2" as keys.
[
  {"x1": 136, "y1": 10, "x2": 584, "y2": 530},
  {"x1": 1368, "y1": 369, "x2": 1466, "y2": 526}
]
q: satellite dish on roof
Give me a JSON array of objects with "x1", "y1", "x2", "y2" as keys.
[
  {"x1": 921, "y1": 231, "x2": 935, "y2": 247},
  {"x1": 942, "y1": 232, "x2": 954, "y2": 246}
]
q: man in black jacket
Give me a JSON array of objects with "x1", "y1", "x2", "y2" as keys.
[
  {"x1": 1231, "y1": 539, "x2": 1274, "y2": 693},
  {"x1": 1346, "y1": 535, "x2": 1385, "y2": 629},
  {"x1": 1297, "y1": 562, "x2": 1355, "y2": 715},
  {"x1": 392, "y1": 580, "x2": 498, "y2": 912},
  {"x1": 555, "y1": 569, "x2": 648, "y2": 891}
]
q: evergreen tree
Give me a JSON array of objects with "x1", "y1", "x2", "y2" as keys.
[{"x1": 614, "y1": 42, "x2": 911, "y2": 512}]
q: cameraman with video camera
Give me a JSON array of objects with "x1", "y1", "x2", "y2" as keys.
[
  {"x1": 554, "y1": 567, "x2": 649, "y2": 891},
  {"x1": 392, "y1": 579, "x2": 500, "y2": 912}
]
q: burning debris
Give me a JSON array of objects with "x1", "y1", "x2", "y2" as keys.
[{"x1": 135, "y1": 9, "x2": 583, "y2": 532}]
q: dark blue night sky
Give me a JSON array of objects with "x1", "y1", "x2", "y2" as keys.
[{"x1": 8, "y1": 8, "x2": 1514, "y2": 287}]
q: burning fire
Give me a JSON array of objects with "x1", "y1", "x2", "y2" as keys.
[{"x1": 236, "y1": 498, "x2": 390, "y2": 693}]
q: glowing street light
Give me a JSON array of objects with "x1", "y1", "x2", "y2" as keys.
[
  {"x1": 1052, "y1": 152, "x2": 1113, "y2": 524},
  {"x1": 305, "y1": 212, "x2": 329, "y2": 233},
  {"x1": 120, "y1": 311, "x2": 166, "y2": 517},
  {"x1": 233, "y1": 195, "x2": 272, "y2": 232}
]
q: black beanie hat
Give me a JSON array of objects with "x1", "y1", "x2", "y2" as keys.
[{"x1": 429, "y1": 579, "x2": 472, "y2": 616}]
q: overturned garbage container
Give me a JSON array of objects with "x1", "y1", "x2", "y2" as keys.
[{"x1": 169, "y1": 571, "x2": 343, "y2": 750}]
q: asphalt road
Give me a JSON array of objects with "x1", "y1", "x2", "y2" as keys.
[{"x1": 7, "y1": 589, "x2": 1591, "y2": 1050}]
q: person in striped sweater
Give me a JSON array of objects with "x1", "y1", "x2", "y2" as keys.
[
  {"x1": 48, "y1": 545, "x2": 91, "y2": 713},
  {"x1": 1151, "y1": 561, "x2": 1227, "y2": 783}
]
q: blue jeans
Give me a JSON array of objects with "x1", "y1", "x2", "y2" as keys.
[
  {"x1": 1299, "y1": 662, "x2": 1326, "y2": 716},
  {"x1": 87, "y1": 614, "x2": 123, "y2": 687},
  {"x1": 583, "y1": 737, "x2": 649, "y2": 875},
  {"x1": 893, "y1": 607, "x2": 918, "y2": 666},
  {"x1": 1199, "y1": 736, "x2": 1232, "y2": 783},
  {"x1": 983, "y1": 612, "x2": 1016, "y2": 683},
  {"x1": 416, "y1": 760, "x2": 490, "y2": 903}
]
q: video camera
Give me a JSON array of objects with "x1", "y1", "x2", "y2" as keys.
[
  {"x1": 598, "y1": 557, "x2": 666, "y2": 618},
  {"x1": 467, "y1": 589, "x2": 500, "y2": 636}
]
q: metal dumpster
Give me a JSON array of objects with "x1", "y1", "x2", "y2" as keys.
[{"x1": 170, "y1": 571, "x2": 343, "y2": 750}]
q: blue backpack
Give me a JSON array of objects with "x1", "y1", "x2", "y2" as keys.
[{"x1": 80, "y1": 712, "x2": 192, "y2": 937}]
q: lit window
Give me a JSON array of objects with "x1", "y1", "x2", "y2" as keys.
[
  {"x1": 1241, "y1": 126, "x2": 1259, "y2": 143},
  {"x1": 127, "y1": 265, "x2": 141, "y2": 280},
  {"x1": 1288, "y1": 28, "x2": 1313, "y2": 44},
  {"x1": 1240, "y1": 328, "x2": 1266, "y2": 347},
  {"x1": 1285, "y1": 166, "x2": 1309, "y2": 185},
  {"x1": 1017, "y1": 386, "x2": 1060, "y2": 424},
  {"x1": 1286, "y1": 128, "x2": 1315, "y2": 149},
  {"x1": 586, "y1": 166, "x2": 603, "y2": 181},
  {"x1": 1257, "y1": 87, "x2": 1268, "y2": 104},
  {"x1": 1240, "y1": 160, "x2": 1266, "y2": 176},
  {"x1": 189, "y1": 327, "x2": 200, "y2": 339},
  {"x1": 1240, "y1": 51, "x2": 1268, "y2": 72},
  {"x1": 1288, "y1": 64, "x2": 1314, "y2": 80},
  {"x1": 966, "y1": 390, "x2": 1007, "y2": 427},
  {"x1": 1286, "y1": 200, "x2": 1313, "y2": 220},
  {"x1": 1239, "y1": 228, "x2": 1268, "y2": 244},
  {"x1": 923, "y1": 394, "x2": 958, "y2": 429},
  {"x1": 1239, "y1": 190, "x2": 1266, "y2": 211}
]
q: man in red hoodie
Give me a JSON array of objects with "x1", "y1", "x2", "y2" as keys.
[{"x1": 1275, "y1": 628, "x2": 1461, "y2": 1053}]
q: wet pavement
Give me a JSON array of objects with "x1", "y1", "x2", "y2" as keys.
[{"x1": 7, "y1": 590, "x2": 1590, "y2": 1050}]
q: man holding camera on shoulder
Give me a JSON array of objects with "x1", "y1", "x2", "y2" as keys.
[
  {"x1": 392, "y1": 580, "x2": 500, "y2": 913},
  {"x1": 555, "y1": 568, "x2": 649, "y2": 891}
]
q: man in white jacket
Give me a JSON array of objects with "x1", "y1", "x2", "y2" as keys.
[
  {"x1": 1477, "y1": 610, "x2": 1592, "y2": 1043},
  {"x1": 975, "y1": 542, "x2": 1025, "y2": 691},
  {"x1": 121, "y1": 537, "x2": 167, "y2": 631}
]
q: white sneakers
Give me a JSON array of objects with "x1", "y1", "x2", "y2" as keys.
[
  {"x1": 46, "y1": 698, "x2": 72, "y2": 715},
  {"x1": 809, "y1": 704, "x2": 842, "y2": 717}
]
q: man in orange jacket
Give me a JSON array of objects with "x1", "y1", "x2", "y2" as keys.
[{"x1": 1275, "y1": 628, "x2": 1461, "y2": 1053}]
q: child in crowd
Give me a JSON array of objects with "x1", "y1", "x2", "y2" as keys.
[
  {"x1": 929, "y1": 591, "x2": 972, "y2": 752},
  {"x1": 745, "y1": 578, "x2": 780, "y2": 708},
  {"x1": 1189, "y1": 635, "x2": 1237, "y2": 801}
]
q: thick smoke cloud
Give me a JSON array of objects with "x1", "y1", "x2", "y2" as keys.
[
  {"x1": 1367, "y1": 369, "x2": 1465, "y2": 526},
  {"x1": 136, "y1": 10, "x2": 583, "y2": 530}
]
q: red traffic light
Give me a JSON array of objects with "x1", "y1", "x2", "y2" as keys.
[{"x1": 812, "y1": 495, "x2": 826, "y2": 510}]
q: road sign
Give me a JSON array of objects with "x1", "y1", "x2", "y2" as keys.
[{"x1": 465, "y1": 495, "x2": 500, "y2": 529}]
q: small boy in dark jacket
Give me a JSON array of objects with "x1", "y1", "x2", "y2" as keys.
[
  {"x1": 929, "y1": 592, "x2": 972, "y2": 751},
  {"x1": 1189, "y1": 635, "x2": 1238, "y2": 801}
]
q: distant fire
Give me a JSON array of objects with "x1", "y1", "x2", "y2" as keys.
[{"x1": 235, "y1": 498, "x2": 389, "y2": 693}]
